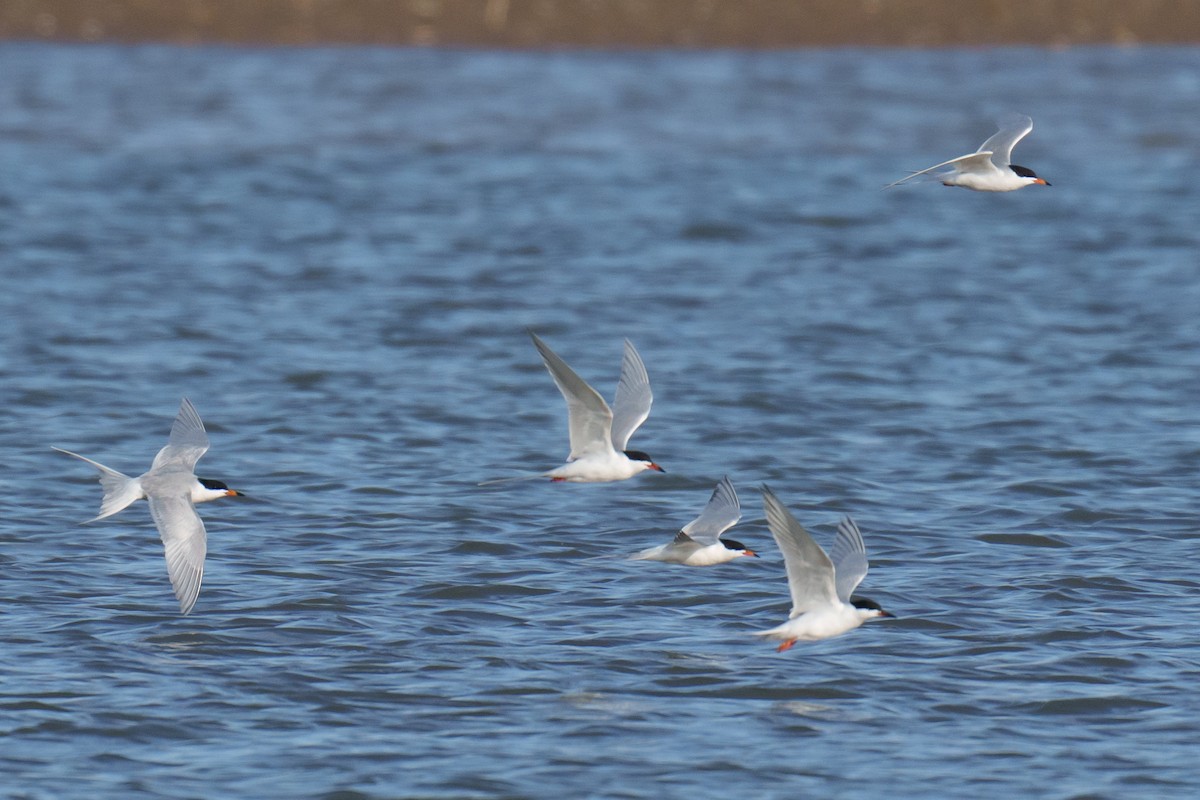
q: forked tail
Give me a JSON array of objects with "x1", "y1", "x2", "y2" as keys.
[
  {"x1": 477, "y1": 472, "x2": 547, "y2": 487},
  {"x1": 751, "y1": 625, "x2": 785, "y2": 640},
  {"x1": 52, "y1": 447, "x2": 144, "y2": 522},
  {"x1": 628, "y1": 546, "x2": 663, "y2": 561}
]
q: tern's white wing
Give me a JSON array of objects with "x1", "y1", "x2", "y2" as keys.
[
  {"x1": 884, "y1": 151, "x2": 995, "y2": 188},
  {"x1": 148, "y1": 494, "x2": 207, "y2": 615},
  {"x1": 761, "y1": 487, "x2": 838, "y2": 617},
  {"x1": 151, "y1": 398, "x2": 210, "y2": 472},
  {"x1": 529, "y1": 333, "x2": 614, "y2": 461},
  {"x1": 830, "y1": 516, "x2": 869, "y2": 603},
  {"x1": 976, "y1": 114, "x2": 1033, "y2": 167},
  {"x1": 609, "y1": 339, "x2": 652, "y2": 452},
  {"x1": 680, "y1": 476, "x2": 741, "y2": 545}
]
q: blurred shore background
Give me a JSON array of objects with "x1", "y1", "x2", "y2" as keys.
[{"x1": 2, "y1": 0, "x2": 1199, "y2": 47}]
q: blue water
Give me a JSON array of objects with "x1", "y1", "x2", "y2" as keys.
[{"x1": 2, "y1": 42, "x2": 1199, "y2": 799}]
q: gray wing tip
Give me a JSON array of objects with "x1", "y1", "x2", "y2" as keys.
[
  {"x1": 618, "y1": 338, "x2": 649, "y2": 380},
  {"x1": 759, "y1": 485, "x2": 789, "y2": 527},
  {"x1": 178, "y1": 591, "x2": 200, "y2": 615},
  {"x1": 178, "y1": 396, "x2": 201, "y2": 420},
  {"x1": 170, "y1": 562, "x2": 204, "y2": 615},
  {"x1": 713, "y1": 475, "x2": 740, "y2": 514},
  {"x1": 528, "y1": 330, "x2": 561, "y2": 366},
  {"x1": 883, "y1": 174, "x2": 919, "y2": 189},
  {"x1": 171, "y1": 396, "x2": 208, "y2": 435},
  {"x1": 622, "y1": 339, "x2": 648, "y2": 375},
  {"x1": 760, "y1": 485, "x2": 785, "y2": 519},
  {"x1": 833, "y1": 515, "x2": 869, "y2": 564},
  {"x1": 760, "y1": 484, "x2": 786, "y2": 507},
  {"x1": 528, "y1": 330, "x2": 556, "y2": 356},
  {"x1": 997, "y1": 111, "x2": 1033, "y2": 126}
]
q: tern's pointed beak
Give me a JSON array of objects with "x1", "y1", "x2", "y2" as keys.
[
  {"x1": 879, "y1": 610, "x2": 896, "y2": 618},
  {"x1": 1034, "y1": 178, "x2": 1050, "y2": 186},
  {"x1": 225, "y1": 489, "x2": 243, "y2": 497},
  {"x1": 649, "y1": 463, "x2": 665, "y2": 473},
  {"x1": 742, "y1": 549, "x2": 758, "y2": 558}
]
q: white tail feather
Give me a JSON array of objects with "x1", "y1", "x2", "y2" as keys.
[
  {"x1": 52, "y1": 447, "x2": 144, "y2": 522},
  {"x1": 477, "y1": 473, "x2": 547, "y2": 486}
]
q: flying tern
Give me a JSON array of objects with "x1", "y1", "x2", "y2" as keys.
[
  {"x1": 53, "y1": 397, "x2": 242, "y2": 615},
  {"x1": 485, "y1": 332, "x2": 664, "y2": 483},
  {"x1": 632, "y1": 476, "x2": 756, "y2": 565},
  {"x1": 754, "y1": 488, "x2": 893, "y2": 651},
  {"x1": 886, "y1": 113, "x2": 1050, "y2": 192}
]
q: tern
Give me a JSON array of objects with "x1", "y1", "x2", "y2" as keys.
[
  {"x1": 754, "y1": 488, "x2": 893, "y2": 651},
  {"x1": 484, "y1": 332, "x2": 664, "y2": 483},
  {"x1": 632, "y1": 476, "x2": 756, "y2": 565},
  {"x1": 53, "y1": 397, "x2": 242, "y2": 615},
  {"x1": 885, "y1": 113, "x2": 1050, "y2": 192}
]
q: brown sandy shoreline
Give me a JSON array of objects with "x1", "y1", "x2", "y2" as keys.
[{"x1": 2, "y1": 0, "x2": 1199, "y2": 48}]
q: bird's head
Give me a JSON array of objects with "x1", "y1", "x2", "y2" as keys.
[
  {"x1": 1010, "y1": 164, "x2": 1050, "y2": 186},
  {"x1": 721, "y1": 538, "x2": 757, "y2": 558},
  {"x1": 623, "y1": 450, "x2": 665, "y2": 473},
  {"x1": 851, "y1": 596, "x2": 895, "y2": 620},
  {"x1": 198, "y1": 478, "x2": 243, "y2": 501}
]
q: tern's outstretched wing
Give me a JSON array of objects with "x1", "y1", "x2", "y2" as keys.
[
  {"x1": 884, "y1": 151, "x2": 994, "y2": 188},
  {"x1": 976, "y1": 114, "x2": 1033, "y2": 167},
  {"x1": 610, "y1": 339, "x2": 653, "y2": 452},
  {"x1": 830, "y1": 516, "x2": 870, "y2": 603},
  {"x1": 151, "y1": 397, "x2": 210, "y2": 471},
  {"x1": 529, "y1": 333, "x2": 614, "y2": 461},
  {"x1": 680, "y1": 476, "x2": 741, "y2": 545},
  {"x1": 761, "y1": 487, "x2": 838, "y2": 618},
  {"x1": 148, "y1": 494, "x2": 207, "y2": 615}
]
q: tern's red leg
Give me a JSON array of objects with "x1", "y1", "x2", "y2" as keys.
[
  {"x1": 777, "y1": 639, "x2": 796, "y2": 652},
  {"x1": 550, "y1": 477, "x2": 566, "y2": 482}
]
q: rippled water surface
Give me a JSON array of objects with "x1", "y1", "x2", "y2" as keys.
[{"x1": 2, "y1": 43, "x2": 1199, "y2": 799}]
